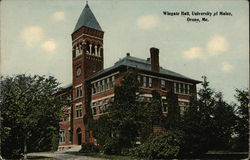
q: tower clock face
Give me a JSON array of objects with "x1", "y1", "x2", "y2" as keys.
[{"x1": 76, "y1": 67, "x2": 81, "y2": 76}]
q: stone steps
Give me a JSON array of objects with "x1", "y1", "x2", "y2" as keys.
[{"x1": 57, "y1": 145, "x2": 81, "y2": 153}]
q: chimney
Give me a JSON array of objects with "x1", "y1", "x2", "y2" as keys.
[{"x1": 150, "y1": 47, "x2": 159, "y2": 72}]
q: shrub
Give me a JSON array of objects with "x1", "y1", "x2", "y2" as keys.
[
  {"x1": 80, "y1": 142, "x2": 99, "y2": 153},
  {"x1": 129, "y1": 130, "x2": 183, "y2": 159},
  {"x1": 102, "y1": 137, "x2": 121, "y2": 155}
]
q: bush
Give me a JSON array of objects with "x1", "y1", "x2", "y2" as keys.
[
  {"x1": 102, "y1": 137, "x2": 121, "y2": 155},
  {"x1": 129, "y1": 130, "x2": 183, "y2": 159},
  {"x1": 80, "y1": 142, "x2": 99, "y2": 153}
]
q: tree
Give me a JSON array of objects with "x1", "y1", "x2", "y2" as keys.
[
  {"x1": 139, "y1": 90, "x2": 165, "y2": 142},
  {"x1": 108, "y1": 71, "x2": 140, "y2": 151},
  {"x1": 0, "y1": 74, "x2": 68, "y2": 159},
  {"x1": 92, "y1": 71, "x2": 141, "y2": 154},
  {"x1": 181, "y1": 76, "x2": 238, "y2": 155},
  {"x1": 165, "y1": 90, "x2": 180, "y2": 130},
  {"x1": 92, "y1": 114, "x2": 112, "y2": 146},
  {"x1": 233, "y1": 89, "x2": 249, "y2": 151},
  {"x1": 212, "y1": 92, "x2": 236, "y2": 150},
  {"x1": 181, "y1": 99, "x2": 207, "y2": 155}
]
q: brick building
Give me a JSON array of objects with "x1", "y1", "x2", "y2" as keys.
[{"x1": 58, "y1": 4, "x2": 201, "y2": 150}]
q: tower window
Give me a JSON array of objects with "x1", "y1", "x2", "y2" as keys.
[
  {"x1": 75, "y1": 104, "x2": 82, "y2": 118},
  {"x1": 76, "y1": 86, "x2": 82, "y2": 98}
]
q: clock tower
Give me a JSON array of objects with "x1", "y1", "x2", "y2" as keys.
[{"x1": 71, "y1": 3, "x2": 104, "y2": 145}]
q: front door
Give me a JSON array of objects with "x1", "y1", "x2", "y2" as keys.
[{"x1": 76, "y1": 128, "x2": 82, "y2": 145}]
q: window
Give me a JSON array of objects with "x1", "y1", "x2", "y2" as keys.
[
  {"x1": 143, "y1": 76, "x2": 146, "y2": 87},
  {"x1": 178, "y1": 83, "x2": 181, "y2": 93},
  {"x1": 62, "y1": 109, "x2": 70, "y2": 122},
  {"x1": 76, "y1": 86, "x2": 82, "y2": 98},
  {"x1": 97, "y1": 81, "x2": 100, "y2": 93},
  {"x1": 92, "y1": 102, "x2": 97, "y2": 115},
  {"x1": 174, "y1": 82, "x2": 190, "y2": 95},
  {"x1": 162, "y1": 100, "x2": 168, "y2": 113},
  {"x1": 68, "y1": 128, "x2": 72, "y2": 144},
  {"x1": 75, "y1": 104, "x2": 82, "y2": 118},
  {"x1": 137, "y1": 75, "x2": 141, "y2": 83},
  {"x1": 102, "y1": 80, "x2": 105, "y2": 91},
  {"x1": 93, "y1": 83, "x2": 97, "y2": 94},
  {"x1": 174, "y1": 83, "x2": 177, "y2": 92},
  {"x1": 161, "y1": 80, "x2": 166, "y2": 90},
  {"x1": 92, "y1": 76, "x2": 115, "y2": 95},
  {"x1": 100, "y1": 81, "x2": 103, "y2": 92},
  {"x1": 149, "y1": 77, "x2": 152, "y2": 88},
  {"x1": 91, "y1": 97, "x2": 113, "y2": 115},
  {"x1": 111, "y1": 76, "x2": 115, "y2": 88},
  {"x1": 179, "y1": 101, "x2": 189, "y2": 115},
  {"x1": 59, "y1": 130, "x2": 65, "y2": 144},
  {"x1": 106, "y1": 78, "x2": 110, "y2": 90}
]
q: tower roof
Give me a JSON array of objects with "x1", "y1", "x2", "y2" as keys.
[{"x1": 73, "y1": 4, "x2": 103, "y2": 33}]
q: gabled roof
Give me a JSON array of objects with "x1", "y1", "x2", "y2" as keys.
[
  {"x1": 87, "y1": 55, "x2": 201, "y2": 83},
  {"x1": 73, "y1": 4, "x2": 102, "y2": 33}
]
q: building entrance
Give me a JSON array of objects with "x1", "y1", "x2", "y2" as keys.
[{"x1": 76, "y1": 128, "x2": 82, "y2": 145}]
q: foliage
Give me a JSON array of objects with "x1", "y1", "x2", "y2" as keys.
[
  {"x1": 129, "y1": 131, "x2": 183, "y2": 159},
  {"x1": 92, "y1": 114, "x2": 112, "y2": 146},
  {"x1": 102, "y1": 137, "x2": 122, "y2": 155},
  {"x1": 83, "y1": 82, "x2": 94, "y2": 143},
  {"x1": 164, "y1": 90, "x2": 180, "y2": 130},
  {"x1": 0, "y1": 74, "x2": 69, "y2": 159},
  {"x1": 181, "y1": 76, "x2": 237, "y2": 155},
  {"x1": 92, "y1": 71, "x2": 141, "y2": 153},
  {"x1": 80, "y1": 142, "x2": 99, "y2": 153},
  {"x1": 181, "y1": 99, "x2": 208, "y2": 155},
  {"x1": 232, "y1": 89, "x2": 249, "y2": 151},
  {"x1": 212, "y1": 92, "x2": 236, "y2": 150},
  {"x1": 138, "y1": 90, "x2": 166, "y2": 142}
]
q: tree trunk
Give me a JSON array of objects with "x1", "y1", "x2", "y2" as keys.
[{"x1": 24, "y1": 136, "x2": 27, "y2": 159}]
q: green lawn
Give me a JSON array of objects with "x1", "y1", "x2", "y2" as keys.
[{"x1": 67, "y1": 152, "x2": 149, "y2": 160}]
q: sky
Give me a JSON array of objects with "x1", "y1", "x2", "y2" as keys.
[{"x1": 1, "y1": 0, "x2": 249, "y2": 103}]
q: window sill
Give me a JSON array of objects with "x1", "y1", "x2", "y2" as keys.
[
  {"x1": 174, "y1": 92, "x2": 191, "y2": 96},
  {"x1": 92, "y1": 88, "x2": 114, "y2": 95},
  {"x1": 74, "y1": 96, "x2": 83, "y2": 100},
  {"x1": 75, "y1": 117, "x2": 83, "y2": 120}
]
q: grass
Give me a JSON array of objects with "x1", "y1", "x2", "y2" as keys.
[
  {"x1": 67, "y1": 152, "x2": 149, "y2": 160},
  {"x1": 68, "y1": 151, "x2": 249, "y2": 160}
]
